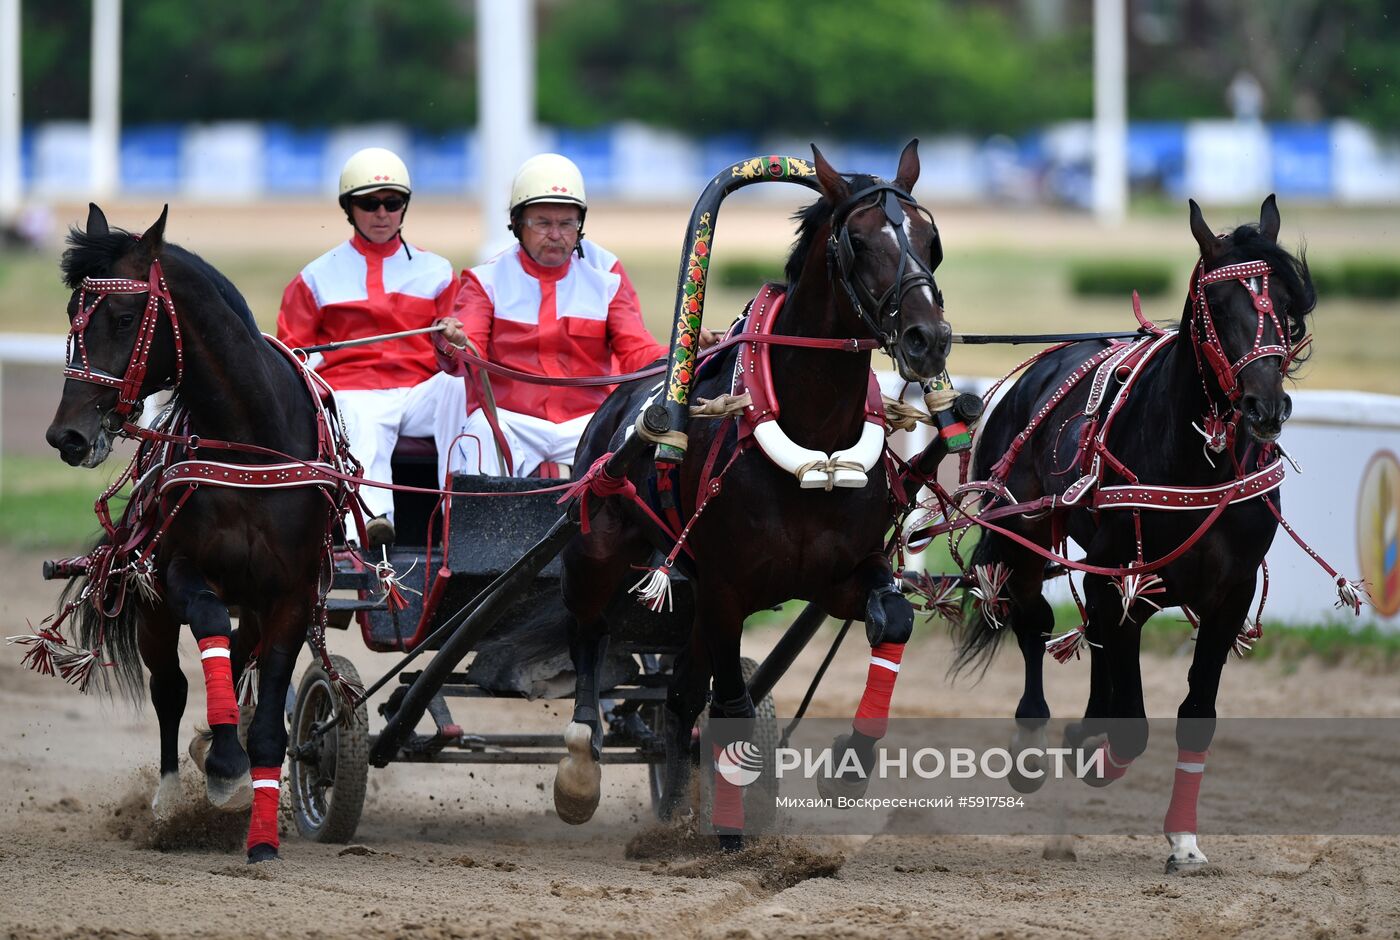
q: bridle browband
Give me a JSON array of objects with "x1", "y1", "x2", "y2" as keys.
[
  {"x1": 65, "y1": 258, "x2": 183, "y2": 431},
  {"x1": 1188, "y1": 256, "x2": 1307, "y2": 404},
  {"x1": 827, "y1": 182, "x2": 941, "y2": 350}
]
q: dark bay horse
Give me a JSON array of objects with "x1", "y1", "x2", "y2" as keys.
[
  {"x1": 44, "y1": 205, "x2": 338, "y2": 863},
  {"x1": 955, "y1": 196, "x2": 1315, "y2": 871},
  {"x1": 551, "y1": 142, "x2": 953, "y2": 845}
]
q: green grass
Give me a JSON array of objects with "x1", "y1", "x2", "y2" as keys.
[{"x1": 0, "y1": 455, "x2": 120, "y2": 550}]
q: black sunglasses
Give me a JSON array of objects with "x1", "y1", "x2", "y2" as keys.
[{"x1": 351, "y1": 194, "x2": 408, "y2": 213}]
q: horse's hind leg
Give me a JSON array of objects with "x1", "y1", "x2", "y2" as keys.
[
  {"x1": 138, "y1": 607, "x2": 186, "y2": 821},
  {"x1": 1074, "y1": 574, "x2": 1149, "y2": 788},
  {"x1": 1007, "y1": 572, "x2": 1055, "y2": 794},
  {"x1": 700, "y1": 595, "x2": 753, "y2": 852},
  {"x1": 1163, "y1": 579, "x2": 1253, "y2": 873},
  {"x1": 165, "y1": 557, "x2": 251, "y2": 811},
  {"x1": 658, "y1": 628, "x2": 710, "y2": 822},
  {"x1": 243, "y1": 623, "x2": 303, "y2": 864}
]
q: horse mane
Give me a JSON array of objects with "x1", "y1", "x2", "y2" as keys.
[
  {"x1": 1202, "y1": 223, "x2": 1316, "y2": 374},
  {"x1": 783, "y1": 173, "x2": 881, "y2": 286},
  {"x1": 61, "y1": 227, "x2": 263, "y2": 340}
]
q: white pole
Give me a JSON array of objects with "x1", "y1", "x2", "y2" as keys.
[
  {"x1": 0, "y1": 0, "x2": 20, "y2": 225},
  {"x1": 476, "y1": 0, "x2": 535, "y2": 262},
  {"x1": 1092, "y1": 0, "x2": 1127, "y2": 225},
  {"x1": 90, "y1": 0, "x2": 121, "y2": 199}
]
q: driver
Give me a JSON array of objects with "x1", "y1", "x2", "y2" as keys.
[
  {"x1": 431, "y1": 153, "x2": 710, "y2": 477},
  {"x1": 277, "y1": 148, "x2": 457, "y2": 548}
]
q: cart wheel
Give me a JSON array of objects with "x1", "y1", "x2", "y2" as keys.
[
  {"x1": 699, "y1": 656, "x2": 781, "y2": 834},
  {"x1": 289, "y1": 654, "x2": 369, "y2": 843}
]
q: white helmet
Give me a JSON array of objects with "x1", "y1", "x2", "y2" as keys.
[
  {"x1": 339, "y1": 147, "x2": 412, "y2": 201},
  {"x1": 509, "y1": 153, "x2": 587, "y2": 216}
]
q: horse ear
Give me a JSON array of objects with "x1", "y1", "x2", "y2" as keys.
[
  {"x1": 1259, "y1": 193, "x2": 1280, "y2": 242},
  {"x1": 86, "y1": 203, "x2": 110, "y2": 237},
  {"x1": 894, "y1": 138, "x2": 920, "y2": 192},
  {"x1": 133, "y1": 204, "x2": 169, "y2": 265},
  {"x1": 811, "y1": 144, "x2": 850, "y2": 204},
  {"x1": 1188, "y1": 199, "x2": 1219, "y2": 262}
]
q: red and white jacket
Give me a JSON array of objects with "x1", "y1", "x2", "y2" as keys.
[
  {"x1": 440, "y1": 241, "x2": 666, "y2": 423},
  {"x1": 277, "y1": 233, "x2": 457, "y2": 391}
]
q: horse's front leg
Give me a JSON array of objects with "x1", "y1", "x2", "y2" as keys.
[
  {"x1": 1164, "y1": 579, "x2": 1254, "y2": 874},
  {"x1": 554, "y1": 516, "x2": 645, "y2": 826},
  {"x1": 817, "y1": 553, "x2": 914, "y2": 802},
  {"x1": 242, "y1": 612, "x2": 304, "y2": 864},
  {"x1": 165, "y1": 557, "x2": 251, "y2": 811},
  {"x1": 553, "y1": 610, "x2": 609, "y2": 826}
]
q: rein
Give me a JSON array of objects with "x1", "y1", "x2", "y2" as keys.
[{"x1": 435, "y1": 327, "x2": 882, "y2": 389}]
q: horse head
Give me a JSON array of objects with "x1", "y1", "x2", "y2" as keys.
[
  {"x1": 1188, "y1": 194, "x2": 1314, "y2": 444},
  {"x1": 812, "y1": 140, "x2": 951, "y2": 381},
  {"x1": 46, "y1": 204, "x2": 180, "y2": 467}
]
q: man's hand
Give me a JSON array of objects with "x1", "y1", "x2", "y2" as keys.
[
  {"x1": 437, "y1": 316, "x2": 468, "y2": 349},
  {"x1": 698, "y1": 327, "x2": 720, "y2": 351}
]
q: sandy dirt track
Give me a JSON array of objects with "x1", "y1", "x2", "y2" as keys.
[{"x1": 3, "y1": 543, "x2": 1400, "y2": 939}]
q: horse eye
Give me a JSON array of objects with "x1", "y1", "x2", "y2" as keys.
[{"x1": 116, "y1": 313, "x2": 137, "y2": 330}]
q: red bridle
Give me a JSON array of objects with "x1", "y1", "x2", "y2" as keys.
[
  {"x1": 64, "y1": 258, "x2": 183, "y2": 427},
  {"x1": 1188, "y1": 258, "x2": 1307, "y2": 403}
]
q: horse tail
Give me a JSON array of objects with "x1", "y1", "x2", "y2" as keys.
[
  {"x1": 60, "y1": 540, "x2": 147, "y2": 702},
  {"x1": 950, "y1": 530, "x2": 1013, "y2": 676}
]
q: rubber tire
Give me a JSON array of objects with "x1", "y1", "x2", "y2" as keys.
[
  {"x1": 698, "y1": 656, "x2": 781, "y2": 834},
  {"x1": 288, "y1": 654, "x2": 369, "y2": 843}
]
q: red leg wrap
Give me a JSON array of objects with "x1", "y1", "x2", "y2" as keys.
[
  {"x1": 711, "y1": 744, "x2": 745, "y2": 832},
  {"x1": 247, "y1": 766, "x2": 281, "y2": 851},
  {"x1": 197, "y1": 636, "x2": 239, "y2": 727},
  {"x1": 1096, "y1": 741, "x2": 1134, "y2": 781},
  {"x1": 1163, "y1": 749, "x2": 1208, "y2": 834},
  {"x1": 853, "y1": 642, "x2": 905, "y2": 739}
]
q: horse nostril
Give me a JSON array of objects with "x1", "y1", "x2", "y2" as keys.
[
  {"x1": 901, "y1": 325, "x2": 932, "y2": 358},
  {"x1": 46, "y1": 426, "x2": 89, "y2": 463},
  {"x1": 1281, "y1": 393, "x2": 1293, "y2": 422}
]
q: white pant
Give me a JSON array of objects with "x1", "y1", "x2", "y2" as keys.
[
  {"x1": 334, "y1": 373, "x2": 469, "y2": 522},
  {"x1": 441, "y1": 403, "x2": 593, "y2": 479}
]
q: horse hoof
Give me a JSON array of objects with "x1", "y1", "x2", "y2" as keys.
[
  {"x1": 151, "y1": 772, "x2": 182, "y2": 821},
  {"x1": 188, "y1": 729, "x2": 213, "y2": 774},
  {"x1": 815, "y1": 771, "x2": 869, "y2": 803},
  {"x1": 1164, "y1": 832, "x2": 1208, "y2": 874},
  {"x1": 717, "y1": 833, "x2": 744, "y2": 854},
  {"x1": 1008, "y1": 762, "x2": 1047, "y2": 794},
  {"x1": 247, "y1": 843, "x2": 280, "y2": 864},
  {"x1": 553, "y1": 722, "x2": 601, "y2": 825},
  {"x1": 206, "y1": 771, "x2": 254, "y2": 812}
]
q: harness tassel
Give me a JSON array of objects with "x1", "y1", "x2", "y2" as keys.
[
  {"x1": 1114, "y1": 572, "x2": 1166, "y2": 625},
  {"x1": 1045, "y1": 623, "x2": 1098, "y2": 664},
  {"x1": 630, "y1": 564, "x2": 674, "y2": 614},
  {"x1": 900, "y1": 570, "x2": 963, "y2": 625},
  {"x1": 969, "y1": 563, "x2": 1011, "y2": 630},
  {"x1": 1232, "y1": 620, "x2": 1263, "y2": 658},
  {"x1": 6, "y1": 624, "x2": 68, "y2": 677},
  {"x1": 1334, "y1": 576, "x2": 1364, "y2": 615}
]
